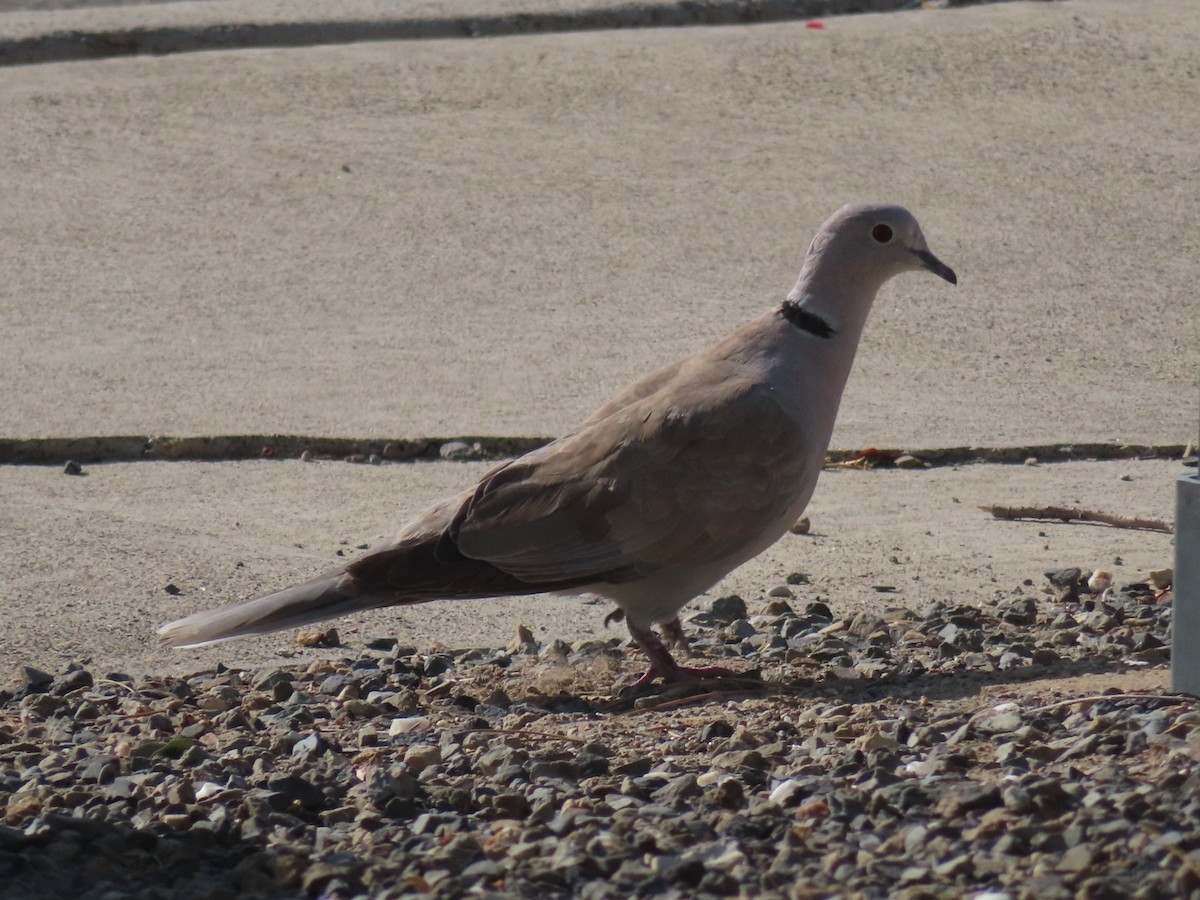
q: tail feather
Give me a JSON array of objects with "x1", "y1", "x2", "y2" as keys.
[{"x1": 156, "y1": 572, "x2": 419, "y2": 649}]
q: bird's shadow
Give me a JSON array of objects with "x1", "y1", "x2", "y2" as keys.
[{"x1": 589, "y1": 654, "x2": 1154, "y2": 714}]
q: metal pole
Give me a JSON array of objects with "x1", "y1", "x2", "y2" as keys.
[{"x1": 1173, "y1": 394, "x2": 1200, "y2": 695}]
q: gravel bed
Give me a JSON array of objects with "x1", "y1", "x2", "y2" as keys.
[{"x1": 1, "y1": 569, "x2": 1193, "y2": 900}]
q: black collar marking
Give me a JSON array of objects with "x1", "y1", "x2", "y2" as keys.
[{"x1": 779, "y1": 303, "x2": 837, "y2": 338}]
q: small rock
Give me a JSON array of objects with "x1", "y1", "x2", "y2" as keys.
[
  {"x1": 21, "y1": 666, "x2": 54, "y2": 692},
  {"x1": 539, "y1": 639, "x2": 572, "y2": 660},
  {"x1": 5, "y1": 795, "x2": 42, "y2": 825},
  {"x1": 80, "y1": 754, "x2": 118, "y2": 784},
  {"x1": 1147, "y1": 568, "x2": 1173, "y2": 590},
  {"x1": 1044, "y1": 568, "x2": 1084, "y2": 602},
  {"x1": 763, "y1": 598, "x2": 795, "y2": 617},
  {"x1": 711, "y1": 749, "x2": 763, "y2": 771},
  {"x1": 790, "y1": 516, "x2": 811, "y2": 535},
  {"x1": 804, "y1": 601, "x2": 833, "y2": 619},
  {"x1": 52, "y1": 668, "x2": 94, "y2": 695},
  {"x1": 161, "y1": 812, "x2": 193, "y2": 829},
  {"x1": 389, "y1": 716, "x2": 431, "y2": 737},
  {"x1": 1056, "y1": 844, "x2": 1095, "y2": 873},
  {"x1": 847, "y1": 611, "x2": 885, "y2": 637},
  {"x1": 613, "y1": 757, "x2": 654, "y2": 777},
  {"x1": 297, "y1": 628, "x2": 340, "y2": 647},
  {"x1": 973, "y1": 706, "x2": 1023, "y2": 735},
  {"x1": 301, "y1": 859, "x2": 361, "y2": 895},
  {"x1": 710, "y1": 595, "x2": 748, "y2": 622},
  {"x1": 529, "y1": 759, "x2": 580, "y2": 781},
  {"x1": 655, "y1": 774, "x2": 702, "y2": 804},
  {"x1": 266, "y1": 774, "x2": 326, "y2": 810},
  {"x1": 713, "y1": 779, "x2": 745, "y2": 809},
  {"x1": 63, "y1": 460, "x2": 84, "y2": 476},
  {"x1": 319, "y1": 674, "x2": 352, "y2": 695},
  {"x1": 404, "y1": 745, "x2": 442, "y2": 772},
  {"x1": 768, "y1": 779, "x2": 805, "y2": 807},
  {"x1": 440, "y1": 441, "x2": 474, "y2": 460},
  {"x1": 723, "y1": 619, "x2": 757, "y2": 640},
  {"x1": 508, "y1": 624, "x2": 538, "y2": 654},
  {"x1": 936, "y1": 785, "x2": 1001, "y2": 817},
  {"x1": 933, "y1": 854, "x2": 973, "y2": 878},
  {"x1": 491, "y1": 792, "x2": 531, "y2": 818},
  {"x1": 1031, "y1": 647, "x2": 1060, "y2": 665},
  {"x1": 358, "y1": 768, "x2": 418, "y2": 815},
  {"x1": 856, "y1": 732, "x2": 901, "y2": 752},
  {"x1": 291, "y1": 733, "x2": 328, "y2": 760}
]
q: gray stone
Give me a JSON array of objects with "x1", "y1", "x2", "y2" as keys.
[{"x1": 709, "y1": 595, "x2": 748, "y2": 623}]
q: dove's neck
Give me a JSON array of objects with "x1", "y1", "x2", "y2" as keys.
[
  {"x1": 770, "y1": 267, "x2": 886, "y2": 443},
  {"x1": 783, "y1": 264, "x2": 885, "y2": 346}
]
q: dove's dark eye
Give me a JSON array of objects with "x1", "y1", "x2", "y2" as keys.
[{"x1": 871, "y1": 224, "x2": 893, "y2": 244}]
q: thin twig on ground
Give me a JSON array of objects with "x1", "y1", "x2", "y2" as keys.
[{"x1": 980, "y1": 504, "x2": 1173, "y2": 533}]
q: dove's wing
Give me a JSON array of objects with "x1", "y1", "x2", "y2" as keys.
[{"x1": 354, "y1": 364, "x2": 810, "y2": 595}]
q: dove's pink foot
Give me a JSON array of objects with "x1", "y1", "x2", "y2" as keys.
[
  {"x1": 629, "y1": 662, "x2": 738, "y2": 688},
  {"x1": 627, "y1": 619, "x2": 736, "y2": 685}
]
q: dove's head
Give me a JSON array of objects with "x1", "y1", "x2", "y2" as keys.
[
  {"x1": 809, "y1": 203, "x2": 956, "y2": 287},
  {"x1": 787, "y1": 203, "x2": 956, "y2": 333}
]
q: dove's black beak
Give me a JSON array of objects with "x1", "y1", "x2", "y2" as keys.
[{"x1": 915, "y1": 249, "x2": 957, "y2": 285}]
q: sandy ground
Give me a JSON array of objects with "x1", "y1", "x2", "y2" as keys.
[
  {"x1": 0, "y1": 456, "x2": 1178, "y2": 682},
  {"x1": 0, "y1": 0, "x2": 1196, "y2": 684}
]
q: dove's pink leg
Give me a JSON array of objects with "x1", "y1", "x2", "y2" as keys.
[{"x1": 627, "y1": 619, "x2": 735, "y2": 686}]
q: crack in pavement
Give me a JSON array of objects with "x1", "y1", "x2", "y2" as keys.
[
  {"x1": 0, "y1": 0, "x2": 998, "y2": 67},
  {"x1": 0, "y1": 434, "x2": 1189, "y2": 468}
]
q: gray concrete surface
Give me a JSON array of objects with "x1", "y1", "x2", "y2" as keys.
[
  {"x1": 0, "y1": 458, "x2": 1177, "y2": 678},
  {"x1": 1, "y1": 0, "x2": 1196, "y2": 448}
]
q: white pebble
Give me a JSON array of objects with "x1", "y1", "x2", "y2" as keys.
[{"x1": 389, "y1": 716, "x2": 432, "y2": 736}]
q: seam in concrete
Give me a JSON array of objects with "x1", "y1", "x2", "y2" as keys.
[
  {"x1": 0, "y1": 0, "x2": 999, "y2": 67},
  {"x1": 0, "y1": 435, "x2": 1188, "y2": 468}
]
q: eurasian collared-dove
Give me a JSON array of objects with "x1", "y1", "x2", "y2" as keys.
[{"x1": 158, "y1": 203, "x2": 956, "y2": 684}]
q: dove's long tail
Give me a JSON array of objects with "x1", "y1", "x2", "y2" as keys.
[
  {"x1": 156, "y1": 572, "x2": 420, "y2": 649},
  {"x1": 157, "y1": 509, "x2": 598, "y2": 649}
]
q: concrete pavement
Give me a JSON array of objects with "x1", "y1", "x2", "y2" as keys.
[
  {"x1": 0, "y1": 457, "x2": 1178, "y2": 678},
  {"x1": 1, "y1": 0, "x2": 1196, "y2": 448}
]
